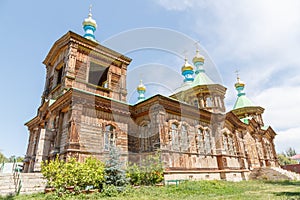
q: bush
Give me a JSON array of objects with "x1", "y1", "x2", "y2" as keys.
[
  {"x1": 102, "y1": 184, "x2": 119, "y2": 197},
  {"x1": 41, "y1": 156, "x2": 64, "y2": 188},
  {"x1": 127, "y1": 151, "x2": 164, "y2": 186},
  {"x1": 41, "y1": 156, "x2": 105, "y2": 192}
]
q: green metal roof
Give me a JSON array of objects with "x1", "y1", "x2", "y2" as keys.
[
  {"x1": 233, "y1": 95, "x2": 255, "y2": 110},
  {"x1": 192, "y1": 72, "x2": 214, "y2": 86}
]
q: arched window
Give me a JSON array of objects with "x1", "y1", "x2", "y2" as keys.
[
  {"x1": 181, "y1": 125, "x2": 189, "y2": 152},
  {"x1": 104, "y1": 125, "x2": 116, "y2": 151},
  {"x1": 228, "y1": 135, "x2": 234, "y2": 155},
  {"x1": 223, "y1": 133, "x2": 236, "y2": 155},
  {"x1": 171, "y1": 123, "x2": 179, "y2": 151},
  {"x1": 206, "y1": 97, "x2": 213, "y2": 107},
  {"x1": 264, "y1": 139, "x2": 273, "y2": 159},
  {"x1": 197, "y1": 128, "x2": 204, "y2": 154},
  {"x1": 204, "y1": 129, "x2": 211, "y2": 154},
  {"x1": 140, "y1": 124, "x2": 151, "y2": 152},
  {"x1": 223, "y1": 134, "x2": 228, "y2": 153}
]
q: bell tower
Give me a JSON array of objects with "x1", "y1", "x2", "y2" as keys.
[
  {"x1": 232, "y1": 75, "x2": 264, "y2": 126},
  {"x1": 171, "y1": 50, "x2": 226, "y2": 113},
  {"x1": 42, "y1": 7, "x2": 131, "y2": 103}
]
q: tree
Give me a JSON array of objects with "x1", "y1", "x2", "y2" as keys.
[
  {"x1": 277, "y1": 153, "x2": 298, "y2": 165},
  {"x1": 285, "y1": 147, "x2": 297, "y2": 157},
  {"x1": 104, "y1": 146, "x2": 128, "y2": 192},
  {"x1": 8, "y1": 155, "x2": 24, "y2": 162},
  {"x1": 0, "y1": 152, "x2": 8, "y2": 163}
]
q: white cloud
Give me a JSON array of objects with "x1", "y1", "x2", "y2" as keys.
[
  {"x1": 253, "y1": 84, "x2": 300, "y2": 130},
  {"x1": 275, "y1": 127, "x2": 300, "y2": 153},
  {"x1": 155, "y1": 0, "x2": 300, "y2": 153},
  {"x1": 156, "y1": 0, "x2": 300, "y2": 72}
]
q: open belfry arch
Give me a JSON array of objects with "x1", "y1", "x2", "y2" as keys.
[{"x1": 24, "y1": 7, "x2": 278, "y2": 181}]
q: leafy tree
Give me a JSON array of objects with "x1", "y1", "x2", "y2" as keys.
[
  {"x1": 285, "y1": 147, "x2": 297, "y2": 157},
  {"x1": 8, "y1": 155, "x2": 24, "y2": 162},
  {"x1": 0, "y1": 152, "x2": 8, "y2": 163},
  {"x1": 277, "y1": 153, "x2": 298, "y2": 165},
  {"x1": 104, "y1": 146, "x2": 128, "y2": 192}
]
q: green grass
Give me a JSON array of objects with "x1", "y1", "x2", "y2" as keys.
[{"x1": 1, "y1": 180, "x2": 300, "y2": 200}]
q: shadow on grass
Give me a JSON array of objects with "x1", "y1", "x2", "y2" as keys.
[
  {"x1": 275, "y1": 191, "x2": 300, "y2": 197},
  {"x1": 0, "y1": 194, "x2": 15, "y2": 200},
  {"x1": 264, "y1": 180, "x2": 300, "y2": 186}
]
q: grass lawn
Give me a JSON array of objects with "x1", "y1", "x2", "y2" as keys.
[{"x1": 1, "y1": 180, "x2": 300, "y2": 200}]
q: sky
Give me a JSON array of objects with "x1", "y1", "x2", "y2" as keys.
[{"x1": 0, "y1": 0, "x2": 299, "y2": 157}]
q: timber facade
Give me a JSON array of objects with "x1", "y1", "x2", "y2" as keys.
[{"x1": 24, "y1": 31, "x2": 278, "y2": 181}]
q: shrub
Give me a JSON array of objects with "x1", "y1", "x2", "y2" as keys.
[
  {"x1": 41, "y1": 156, "x2": 64, "y2": 188},
  {"x1": 78, "y1": 157, "x2": 105, "y2": 189},
  {"x1": 41, "y1": 156, "x2": 105, "y2": 192},
  {"x1": 102, "y1": 184, "x2": 119, "y2": 197},
  {"x1": 127, "y1": 151, "x2": 164, "y2": 186}
]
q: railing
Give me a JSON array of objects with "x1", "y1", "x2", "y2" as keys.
[
  {"x1": 12, "y1": 158, "x2": 22, "y2": 195},
  {"x1": 0, "y1": 161, "x2": 4, "y2": 173}
]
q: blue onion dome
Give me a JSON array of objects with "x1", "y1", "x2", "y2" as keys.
[{"x1": 82, "y1": 5, "x2": 97, "y2": 41}]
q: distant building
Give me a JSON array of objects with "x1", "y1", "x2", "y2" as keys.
[
  {"x1": 291, "y1": 154, "x2": 300, "y2": 164},
  {"x1": 23, "y1": 8, "x2": 278, "y2": 181}
]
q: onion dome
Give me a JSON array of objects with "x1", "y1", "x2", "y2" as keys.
[
  {"x1": 137, "y1": 80, "x2": 146, "y2": 91},
  {"x1": 181, "y1": 58, "x2": 194, "y2": 83},
  {"x1": 234, "y1": 76, "x2": 245, "y2": 89},
  {"x1": 82, "y1": 5, "x2": 97, "y2": 41},
  {"x1": 234, "y1": 76, "x2": 246, "y2": 97},
  {"x1": 181, "y1": 58, "x2": 194, "y2": 72},
  {"x1": 191, "y1": 49, "x2": 214, "y2": 86},
  {"x1": 233, "y1": 76, "x2": 254, "y2": 109},
  {"x1": 192, "y1": 49, "x2": 206, "y2": 75},
  {"x1": 192, "y1": 49, "x2": 205, "y2": 65},
  {"x1": 137, "y1": 80, "x2": 146, "y2": 101}
]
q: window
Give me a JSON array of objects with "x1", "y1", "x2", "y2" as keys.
[
  {"x1": 104, "y1": 125, "x2": 116, "y2": 151},
  {"x1": 181, "y1": 125, "x2": 189, "y2": 152},
  {"x1": 223, "y1": 134, "x2": 228, "y2": 153},
  {"x1": 171, "y1": 123, "x2": 179, "y2": 151},
  {"x1": 204, "y1": 129, "x2": 211, "y2": 154},
  {"x1": 140, "y1": 124, "x2": 151, "y2": 152},
  {"x1": 197, "y1": 128, "x2": 204, "y2": 153},
  {"x1": 56, "y1": 66, "x2": 64, "y2": 86},
  {"x1": 264, "y1": 139, "x2": 273, "y2": 159},
  {"x1": 228, "y1": 136, "x2": 235, "y2": 155},
  {"x1": 223, "y1": 134, "x2": 235, "y2": 155},
  {"x1": 206, "y1": 97, "x2": 213, "y2": 107},
  {"x1": 193, "y1": 99, "x2": 199, "y2": 108},
  {"x1": 88, "y1": 62, "x2": 108, "y2": 87}
]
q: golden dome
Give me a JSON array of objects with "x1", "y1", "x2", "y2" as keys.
[
  {"x1": 181, "y1": 58, "x2": 194, "y2": 72},
  {"x1": 137, "y1": 80, "x2": 146, "y2": 91},
  {"x1": 235, "y1": 77, "x2": 245, "y2": 88},
  {"x1": 192, "y1": 49, "x2": 205, "y2": 64}
]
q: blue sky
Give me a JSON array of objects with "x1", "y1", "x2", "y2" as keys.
[{"x1": 0, "y1": 0, "x2": 300, "y2": 157}]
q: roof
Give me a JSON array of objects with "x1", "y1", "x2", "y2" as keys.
[
  {"x1": 291, "y1": 154, "x2": 300, "y2": 160},
  {"x1": 192, "y1": 72, "x2": 214, "y2": 86},
  {"x1": 233, "y1": 95, "x2": 255, "y2": 110},
  {"x1": 43, "y1": 31, "x2": 132, "y2": 66}
]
